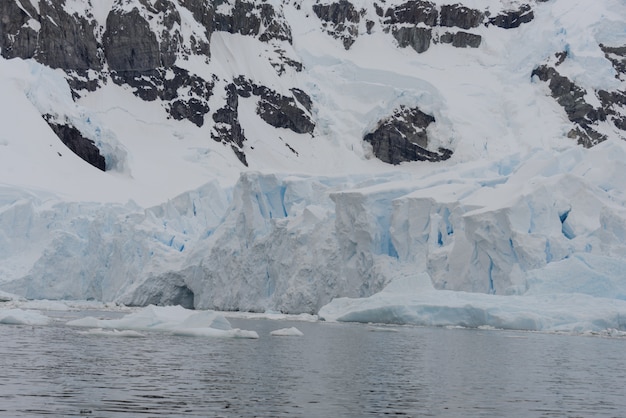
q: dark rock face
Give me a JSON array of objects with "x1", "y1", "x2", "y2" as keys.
[
  {"x1": 364, "y1": 106, "x2": 452, "y2": 164},
  {"x1": 110, "y1": 67, "x2": 214, "y2": 126},
  {"x1": 234, "y1": 77, "x2": 315, "y2": 135},
  {"x1": 214, "y1": 0, "x2": 292, "y2": 42},
  {"x1": 313, "y1": 0, "x2": 362, "y2": 49},
  {"x1": 532, "y1": 44, "x2": 626, "y2": 148},
  {"x1": 488, "y1": 5, "x2": 534, "y2": 29},
  {"x1": 440, "y1": 31, "x2": 481, "y2": 48},
  {"x1": 440, "y1": 4, "x2": 483, "y2": 29},
  {"x1": 600, "y1": 44, "x2": 626, "y2": 80},
  {"x1": 37, "y1": 1, "x2": 102, "y2": 70},
  {"x1": 0, "y1": 0, "x2": 38, "y2": 60},
  {"x1": 44, "y1": 116, "x2": 106, "y2": 171},
  {"x1": 103, "y1": 9, "x2": 161, "y2": 71},
  {"x1": 393, "y1": 27, "x2": 432, "y2": 54},
  {"x1": 256, "y1": 88, "x2": 315, "y2": 134},
  {"x1": 212, "y1": 83, "x2": 248, "y2": 166},
  {"x1": 383, "y1": 1, "x2": 437, "y2": 26}
]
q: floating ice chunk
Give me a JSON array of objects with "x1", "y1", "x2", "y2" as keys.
[
  {"x1": 66, "y1": 305, "x2": 259, "y2": 339},
  {"x1": 78, "y1": 328, "x2": 145, "y2": 338},
  {"x1": 270, "y1": 327, "x2": 304, "y2": 336},
  {"x1": 0, "y1": 309, "x2": 51, "y2": 326},
  {"x1": 367, "y1": 326, "x2": 399, "y2": 332},
  {"x1": 319, "y1": 273, "x2": 626, "y2": 333}
]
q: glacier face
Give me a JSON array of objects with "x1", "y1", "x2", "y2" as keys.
[{"x1": 1, "y1": 0, "x2": 626, "y2": 330}]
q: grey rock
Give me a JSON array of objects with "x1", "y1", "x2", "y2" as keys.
[
  {"x1": 103, "y1": 8, "x2": 160, "y2": 71},
  {"x1": 532, "y1": 64, "x2": 610, "y2": 147},
  {"x1": 0, "y1": 0, "x2": 38, "y2": 60},
  {"x1": 393, "y1": 27, "x2": 432, "y2": 53},
  {"x1": 212, "y1": 83, "x2": 248, "y2": 166},
  {"x1": 214, "y1": 0, "x2": 291, "y2": 43},
  {"x1": 36, "y1": 1, "x2": 102, "y2": 70},
  {"x1": 44, "y1": 115, "x2": 106, "y2": 171},
  {"x1": 111, "y1": 67, "x2": 213, "y2": 126},
  {"x1": 383, "y1": 1, "x2": 437, "y2": 26},
  {"x1": 313, "y1": 0, "x2": 361, "y2": 49},
  {"x1": 600, "y1": 43, "x2": 626, "y2": 79},
  {"x1": 488, "y1": 5, "x2": 534, "y2": 29},
  {"x1": 440, "y1": 31, "x2": 481, "y2": 48},
  {"x1": 256, "y1": 88, "x2": 315, "y2": 134},
  {"x1": 440, "y1": 4, "x2": 484, "y2": 30},
  {"x1": 364, "y1": 106, "x2": 452, "y2": 164}
]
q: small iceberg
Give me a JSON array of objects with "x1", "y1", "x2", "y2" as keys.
[
  {"x1": 0, "y1": 308, "x2": 51, "y2": 326},
  {"x1": 67, "y1": 305, "x2": 259, "y2": 339},
  {"x1": 270, "y1": 327, "x2": 304, "y2": 336}
]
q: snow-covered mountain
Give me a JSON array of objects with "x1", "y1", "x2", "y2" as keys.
[{"x1": 2, "y1": 0, "x2": 626, "y2": 330}]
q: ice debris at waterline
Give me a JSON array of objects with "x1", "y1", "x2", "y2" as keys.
[
  {"x1": 66, "y1": 306, "x2": 259, "y2": 339},
  {"x1": 0, "y1": 309, "x2": 51, "y2": 326},
  {"x1": 270, "y1": 327, "x2": 304, "y2": 336},
  {"x1": 318, "y1": 273, "x2": 626, "y2": 333}
]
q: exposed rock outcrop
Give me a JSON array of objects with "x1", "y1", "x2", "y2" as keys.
[
  {"x1": 214, "y1": 0, "x2": 292, "y2": 42},
  {"x1": 235, "y1": 77, "x2": 315, "y2": 135},
  {"x1": 212, "y1": 83, "x2": 248, "y2": 166},
  {"x1": 0, "y1": 0, "x2": 38, "y2": 60},
  {"x1": 392, "y1": 27, "x2": 431, "y2": 53},
  {"x1": 488, "y1": 5, "x2": 534, "y2": 29},
  {"x1": 439, "y1": 4, "x2": 483, "y2": 29},
  {"x1": 44, "y1": 115, "x2": 106, "y2": 171},
  {"x1": 439, "y1": 31, "x2": 481, "y2": 48},
  {"x1": 532, "y1": 46, "x2": 626, "y2": 147},
  {"x1": 313, "y1": 0, "x2": 362, "y2": 49},
  {"x1": 364, "y1": 106, "x2": 452, "y2": 164},
  {"x1": 37, "y1": 1, "x2": 102, "y2": 70}
]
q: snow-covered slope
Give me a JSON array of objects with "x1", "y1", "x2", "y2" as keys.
[{"x1": 2, "y1": 0, "x2": 626, "y2": 331}]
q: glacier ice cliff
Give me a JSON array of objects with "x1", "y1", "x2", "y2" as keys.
[{"x1": 4, "y1": 140, "x2": 626, "y2": 318}]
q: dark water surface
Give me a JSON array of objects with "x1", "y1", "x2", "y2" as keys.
[{"x1": 1, "y1": 311, "x2": 626, "y2": 417}]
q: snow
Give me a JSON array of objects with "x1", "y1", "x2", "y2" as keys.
[
  {"x1": 1, "y1": 0, "x2": 626, "y2": 333},
  {"x1": 66, "y1": 305, "x2": 260, "y2": 339},
  {"x1": 270, "y1": 326, "x2": 304, "y2": 336}
]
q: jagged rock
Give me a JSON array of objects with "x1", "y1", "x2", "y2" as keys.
[
  {"x1": 290, "y1": 88, "x2": 313, "y2": 112},
  {"x1": 532, "y1": 65, "x2": 608, "y2": 146},
  {"x1": 44, "y1": 116, "x2": 106, "y2": 171},
  {"x1": 364, "y1": 106, "x2": 452, "y2": 164},
  {"x1": 169, "y1": 98, "x2": 210, "y2": 127},
  {"x1": 214, "y1": 0, "x2": 292, "y2": 42},
  {"x1": 600, "y1": 44, "x2": 626, "y2": 79},
  {"x1": 440, "y1": 31, "x2": 481, "y2": 48},
  {"x1": 111, "y1": 67, "x2": 213, "y2": 125},
  {"x1": 383, "y1": 1, "x2": 437, "y2": 26},
  {"x1": 532, "y1": 65, "x2": 601, "y2": 127},
  {"x1": 393, "y1": 27, "x2": 432, "y2": 53},
  {"x1": 234, "y1": 77, "x2": 315, "y2": 134},
  {"x1": 103, "y1": 8, "x2": 160, "y2": 71},
  {"x1": 0, "y1": 0, "x2": 38, "y2": 60},
  {"x1": 256, "y1": 88, "x2": 315, "y2": 134},
  {"x1": 36, "y1": 1, "x2": 102, "y2": 70},
  {"x1": 488, "y1": 5, "x2": 534, "y2": 29},
  {"x1": 313, "y1": 0, "x2": 361, "y2": 49},
  {"x1": 212, "y1": 83, "x2": 248, "y2": 166},
  {"x1": 440, "y1": 4, "x2": 483, "y2": 30}
]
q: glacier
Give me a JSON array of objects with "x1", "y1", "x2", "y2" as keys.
[{"x1": 2, "y1": 0, "x2": 626, "y2": 333}]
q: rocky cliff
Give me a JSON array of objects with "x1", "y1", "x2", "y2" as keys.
[{"x1": 5, "y1": 0, "x2": 622, "y2": 170}]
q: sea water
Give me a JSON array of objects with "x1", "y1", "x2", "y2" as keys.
[{"x1": 1, "y1": 311, "x2": 625, "y2": 417}]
